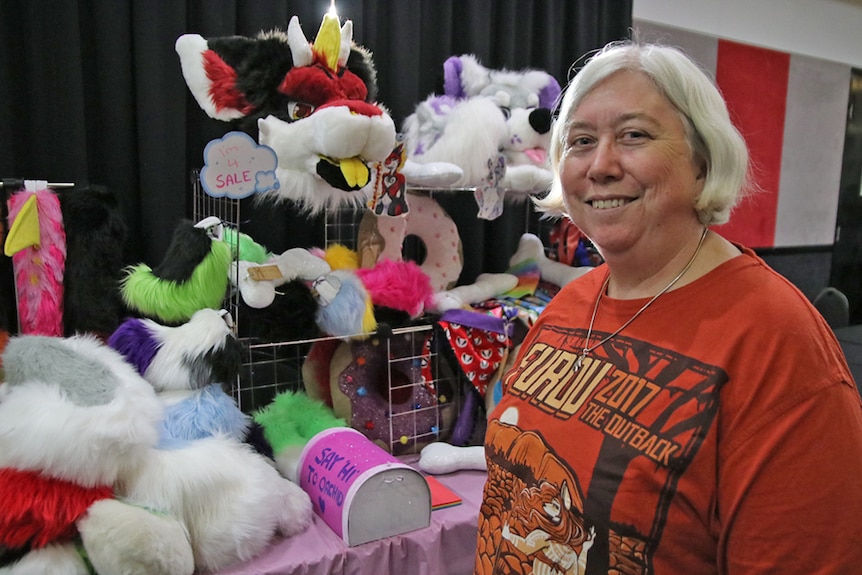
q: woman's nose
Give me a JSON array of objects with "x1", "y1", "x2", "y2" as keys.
[{"x1": 587, "y1": 139, "x2": 623, "y2": 182}]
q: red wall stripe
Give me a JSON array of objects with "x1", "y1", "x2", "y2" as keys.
[{"x1": 713, "y1": 40, "x2": 790, "y2": 248}]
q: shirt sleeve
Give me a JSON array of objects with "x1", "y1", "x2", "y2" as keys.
[{"x1": 718, "y1": 379, "x2": 862, "y2": 573}]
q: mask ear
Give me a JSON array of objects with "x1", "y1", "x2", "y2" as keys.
[{"x1": 175, "y1": 34, "x2": 253, "y2": 122}]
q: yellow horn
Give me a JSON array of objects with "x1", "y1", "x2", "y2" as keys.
[{"x1": 313, "y1": 12, "x2": 341, "y2": 71}]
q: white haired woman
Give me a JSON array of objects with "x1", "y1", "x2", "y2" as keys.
[{"x1": 474, "y1": 41, "x2": 862, "y2": 575}]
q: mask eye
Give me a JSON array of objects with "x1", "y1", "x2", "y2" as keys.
[{"x1": 287, "y1": 101, "x2": 315, "y2": 120}]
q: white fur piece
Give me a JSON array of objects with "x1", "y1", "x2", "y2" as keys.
[
  {"x1": 400, "y1": 158, "x2": 464, "y2": 188},
  {"x1": 0, "y1": 336, "x2": 163, "y2": 486},
  {"x1": 78, "y1": 498, "x2": 194, "y2": 575},
  {"x1": 402, "y1": 95, "x2": 508, "y2": 188},
  {"x1": 257, "y1": 105, "x2": 397, "y2": 215},
  {"x1": 232, "y1": 248, "x2": 330, "y2": 308},
  {"x1": 418, "y1": 442, "x2": 487, "y2": 474},
  {"x1": 175, "y1": 34, "x2": 245, "y2": 122},
  {"x1": 501, "y1": 164, "x2": 553, "y2": 195},
  {"x1": 143, "y1": 308, "x2": 235, "y2": 392},
  {"x1": 509, "y1": 233, "x2": 592, "y2": 288},
  {"x1": 118, "y1": 437, "x2": 313, "y2": 572},
  {"x1": 286, "y1": 15, "x2": 313, "y2": 67},
  {"x1": 430, "y1": 273, "x2": 519, "y2": 313},
  {"x1": 274, "y1": 443, "x2": 306, "y2": 483},
  {"x1": 0, "y1": 543, "x2": 89, "y2": 575}
]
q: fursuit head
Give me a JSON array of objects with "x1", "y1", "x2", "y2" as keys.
[
  {"x1": 176, "y1": 13, "x2": 397, "y2": 215},
  {"x1": 402, "y1": 54, "x2": 561, "y2": 196}
]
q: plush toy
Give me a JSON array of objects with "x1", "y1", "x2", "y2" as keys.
[
  {"x1": 402, "y1": 54, "x2": 561, "y2": 201},
  {"x1": 120, "y1": 216, "x2": 232, "y2": 325},
  {"x1": 176, "y1": 13, "x2": 397, "y2": 215},
  {"x1": 106, "y1": 307, "x2": 314, "y2": 572},
  {"x1": 0, "y1": 334, "x2": 194, "y2": 575}
]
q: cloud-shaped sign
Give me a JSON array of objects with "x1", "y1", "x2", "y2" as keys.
[{"x1": 200, "y1": 131, "x2": 280, "y2": 199}]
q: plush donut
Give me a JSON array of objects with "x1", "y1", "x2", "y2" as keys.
[
  {"x1": 328, "y1": 334, "x2": 453, "y2": 454},
  {"x1": 359, "y1": 192, "x2": 463, "y2": 292}
]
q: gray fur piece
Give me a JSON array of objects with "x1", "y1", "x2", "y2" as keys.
[{"x1": 2, "y1": 336, "x2": 117, "y2": 406}]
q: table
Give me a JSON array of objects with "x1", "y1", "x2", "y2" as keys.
[
  {"x1": 211, "y1": 460, "x2": 487, "y2": 575},
  {"x1": 835, "y1": 324, "x2": 862, "y2": 391}
]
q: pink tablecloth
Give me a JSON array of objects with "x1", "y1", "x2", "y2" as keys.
[{"x1": 211, "y1": 461, "x2": 488, "y2": 575}]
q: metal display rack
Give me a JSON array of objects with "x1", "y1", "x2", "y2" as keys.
[{"x1": 192, "y1": 175, "x2": 463, "y2": 454}]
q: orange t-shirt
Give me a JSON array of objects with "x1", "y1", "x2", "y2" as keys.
[{"x1": 475, "y1": 247, "x2": 862, "y2": 575}]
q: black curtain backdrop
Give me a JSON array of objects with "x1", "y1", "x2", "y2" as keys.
[{"x1": 0, "y1": 0, "x2": 631, "y2": 333}]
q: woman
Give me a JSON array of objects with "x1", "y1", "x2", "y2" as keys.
[{"x1": 474, "y1": 41, "x2": 862, "y2": 575}]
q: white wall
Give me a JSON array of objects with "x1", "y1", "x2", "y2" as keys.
[{"x1": 633, "y1": 0, "x2": 862, "y2": 68}]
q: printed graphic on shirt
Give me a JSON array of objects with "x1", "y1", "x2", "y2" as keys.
[{"x1": 475, "y1": 325, "x2": 726, "y2": 575}]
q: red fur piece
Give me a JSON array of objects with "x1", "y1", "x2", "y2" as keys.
[
  {"x1": 356, "y1": 259, "x2": 435, "y2": 318},
  {"x1": 204, "y1": 49, "x2": 254, "y2": 115},
  {"x1": 0, "y1": 468, "x2": 112, "y2": 549}
]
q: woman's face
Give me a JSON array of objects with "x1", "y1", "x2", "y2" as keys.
[{"x1": 558, "y1": 70, "x2": 704, "y2": 258}]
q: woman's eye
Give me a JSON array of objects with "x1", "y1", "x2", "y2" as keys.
[
  {"x1": 287, "y1": 101, "x2": 315, "y2": 120},
  {"x1": 621, "y1": 130, "x2": 649, "y2": 141}
]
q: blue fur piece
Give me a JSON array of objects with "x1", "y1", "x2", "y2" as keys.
[
  {"x1": 315, "y1": 272, "x2": 371, "y2": 338},
  {"x1": 159, "y1": 384, "x2": 250, "y2": 448}
]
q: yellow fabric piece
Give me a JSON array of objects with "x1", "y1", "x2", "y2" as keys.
[
  {"x1": 4, "y1": 194, "x2": 40, "y2": 256},
  {"x1": 340, "y1": 157, "x2": 369, "y2": 188},
  {"x1": 314, "y1": 12, "x2": 341, "y2": 71}
]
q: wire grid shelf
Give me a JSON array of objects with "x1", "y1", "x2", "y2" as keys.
[
  {"x1": 234, "y1": 323, "x2": 461, "y2": 454},
  {"x1": 191, "y1": 174, "x2": 465, "y2": 454}
]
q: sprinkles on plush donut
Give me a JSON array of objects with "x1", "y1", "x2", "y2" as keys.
[{"x1": 328, "y1": 333, "x2": 451, "y2": 454}]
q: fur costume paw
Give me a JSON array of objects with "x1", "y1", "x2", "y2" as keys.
[
  {"x1": 106, "y1": 308, "x2": 313, "y2": 571},
  {"x1": 509, "y1": 233, "x2": 591, "y2": 288},
  {"x1": 402, "y1": 54, "x2": 561, "y2": 197},
  {"x1": 176, "y1": 14, "x2": 397, "y2": 215},
  {"x1": 120, "y1": 217, "x2": 232, "y2": 325},
  {"x1": 117, "y1": 436, "x2": 312, "y2": 572},
  {"x1": 254, "y1": 390, "x2": 347, "y2": 482},
  {"x1": 355, "y1": 258, "x2": 435, "y2": 323},
  {"x1": 0, "y1": 334, "x2": 194, "y2": 575},
  {"x1": 232, "y1": 247, "x2": 330, "y2": 309},
  {"x1": 312, "y1": 270, "x2": 377, "y2": 338}
]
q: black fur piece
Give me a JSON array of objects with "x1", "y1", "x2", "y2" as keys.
[
  {"x1": 57, "y1": 186, "x2": 128, "y2": 339},
  {"x1": 237, "y1": 279, "x2": 320, "y2": 343},
  {"x1": 244, "y1": 420, "x2": 275, "y2": 460},
  {"x1": 185, "y1": 332, "x2": 243, "y2": 391},
  {"x1": 152, "y1": 221, "x2": 213, "y2": 283},
  {"x1": 202, "y1": 33, "x2": 380, "y2": 135}
]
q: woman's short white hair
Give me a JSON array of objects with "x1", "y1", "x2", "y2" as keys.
[{"x1": 537, "y1": 41, "x2": 750, "y2": 226}]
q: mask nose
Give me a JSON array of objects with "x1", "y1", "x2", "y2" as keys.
[{"x1": 529, "y1": 108, "x2": 552, "y2": 134}]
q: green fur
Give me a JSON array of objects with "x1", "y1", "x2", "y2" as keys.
[
  {"x1": 120, "y1": 240, "x2": 232, "y2": 324},
  {"x1": 254, "y1": 390, "x2": 346, "y2": 452},
  {"x1": 223, "y1": 227, "x2": 270, "y2": 264}
]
